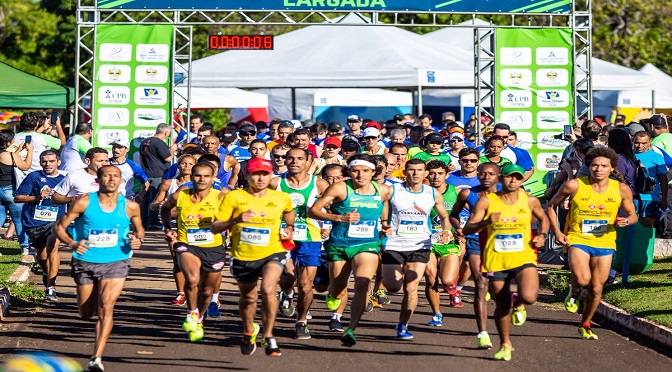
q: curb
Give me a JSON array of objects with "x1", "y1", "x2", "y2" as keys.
[
  {"x1": 596, "y1": 301, "x2": 672, "y2": 350},
  {"x1": 0, "y1": 254, "x2": 35, "y2": 321}
]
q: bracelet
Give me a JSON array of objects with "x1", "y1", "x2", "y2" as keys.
[
  {"x1": 380, "y1": 220, "x2": 389, "y2": 223},
  {"x1": 285, "y1": 224, "x2": 294, "y2": 228}
]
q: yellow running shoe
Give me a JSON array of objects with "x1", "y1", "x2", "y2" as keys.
[
  {"x1": 511, "y1": 305, "x2": 527, "y2": 326},
  {"x1": 494, "y1": 344, "x2": 514, "y2": 361},
  {"x1": 182, "y1": 312, "x2": 199, "y2": 333},
  {"x1": 326, "y1": 293, "x2": 342, "y2": 311},
  {"x1": 189, "y1": 323, "x2": 204, "y2": 342},
  {"x1": 578, "y1": 325, "x2": 599, "y2": 340},
  {"x1": 485, "y1": 291, "x2": 491, "y2": 301},
  {"x1": 564, "y1": 288, "x2": 579, "y2": 313},
  {"x1": 477, "y1": 332, "x2": 493, "y2": 349}
]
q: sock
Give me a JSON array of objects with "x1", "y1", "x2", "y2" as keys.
[
  {"x1": 177, "y1": 291, "x2": 184, "y2": 296},
  {"x1": 188, "y1": 309, "x2": 199, "y2": 317},
  {"x1": 571, "y1": 290, "x2": 581, "y2": 298},
  {"x1": 211, "y1": 292, "x2": 219, "y2": 303},
  {"x1": 478, "y1": 331, "x2": 489, "y2": 338},
  {"x1": 197, "y1": 316, "x2": 204, "y2": 323},
  {"x1": 331, "y1": 313, "x2": 342, "y2": 321},
  {"x1": 457, "y1": 285, "x2": 464, "y2": 291},
  {"x1": 297, "y1": 319, "x2": 307, "y2": 325},
  {"x1": 581, "y1": 321, "x2": 591, "y2": 328}
]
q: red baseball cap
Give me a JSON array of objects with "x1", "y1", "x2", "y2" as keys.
[
  {"x1": 324, "y1": 136, "x2": 341, "y2": 148},
  {"x1": 365, "y1": 121, "x2": 381, "y2": 130},
  {"x1": 246, "y1": 158, "x2": 273, "y2": 174}
]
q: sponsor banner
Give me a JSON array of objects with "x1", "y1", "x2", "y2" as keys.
[
  {"x1": 98, "y1": 0, "x2": 572, "y2": 14},
  {"x1": 94, "y1": 25, "x2": 174, "y2": 160},
  {"x1": 495, "y1": 28, "x2": 573, "y2": 198}
]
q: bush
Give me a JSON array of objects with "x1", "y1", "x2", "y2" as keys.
[
  {"x1": 544, "y1": 269, "x2": 572, "y2": 300},
  {"x1": 0, "y1": 280, "x2": 45, "y2": 307}
]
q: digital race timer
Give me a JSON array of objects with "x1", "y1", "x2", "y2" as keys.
[{"x1": 208, "y1": 35, "x2": 274, "y2": 50}]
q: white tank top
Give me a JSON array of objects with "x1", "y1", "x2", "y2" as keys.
[
  {"x1": 385, "y1": 183, "x2": 435, "y2": 252},
  {"x1": 167, "y1": 178, "x2": 180, "y2": 196}
]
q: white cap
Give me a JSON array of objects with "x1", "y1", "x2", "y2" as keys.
[
  {"x1": 449, "y1": 132, "x2": 465, "y2": 141},
  {"x1": 290, "y1": 119, "x2": 303, "y2": 129},
  {"x1": 109, "y1": 138, "x2": 130, "y2": 148},
  {"x1": 455, "y1": 121, "x2": 465, "y2": 128},
  {"x1": 363, "y1": 127, "x2": 380, "y2": 138}
]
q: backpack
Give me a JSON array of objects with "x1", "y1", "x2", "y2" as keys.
[{"x1": 634, "y1": 161, "x2": 657, "y2": 194}]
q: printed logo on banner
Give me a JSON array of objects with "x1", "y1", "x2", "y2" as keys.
[
  {"x1": 536, "y1": 48, "x2": 569, "y2": 65},
  {"x1": 500, "y1": 69, "x2": 532, "y2": 88},
  {"x1": 98, "y1": 65, "x2": 131, "y2": 84},
  {"x1": 135, "y1": 65, "x2": 169, "y2": 84},
  {"x1": 134, "y1": 108, "x2": 167, "y2": 127},
  {"x1": 537, "y1": 111, "x2": 570, "y2": 129},
  {"x1": 515, "y1": 132, "x2": 534, "y2": 150},
  {"x1": 99, "y1": 43, "x2": 132, "y2": 62},
  {"x1": 98, "y1": 86, "x2": 131, "y2": 105},
  {"x1": 537, "y1": 132, "x2": 570, "y2": 150},
  {"x1": 499, "y1": 111, "x2": 532, "y2": 129},
  {"x1": 499, "y1": 48, "x2": 532, "y2": 66},
  {"x1": 134, "y1": 87, "x2": 168, "y2": 106},
  {"x1": 97, "y1": 129, "x2": 129, "y2": 148},
  {"x1": 132, "y1": 130, "x2": 156, "y2": 147},
  {"x1": 136, "y1": 44, "x2": 170, "y2": 62},
  {"x1": 536, "y1": 69, "x2": 569, "y2": 87},
  {"x1": 537, "y1": 90, "x2": 570, "y2": 108},
  {"x1": 500, "y1": 90, "x2": 532, "y2": 108},
  {"x1": 536, "y1": 153, "x2": 563, "y2": 171},
  {"x1": 97, "y1": 108, "x2": 129, "y2": 126}
]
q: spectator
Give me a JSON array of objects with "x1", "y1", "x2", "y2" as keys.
[
  {"x1": 175, "y1": 114, "x2": 203, "y2": 143},
  {"x1": 59, "y1": 122, "x2": 93, "y2": 174},
  {"x1": 608, "y1": 128, "x2": 638, "y2": 193},
  {"x1": 650, "y1": 114, "x2": 672, "y2": 155},
  {"x1": 633, "y1": 131, "x2": 668, "y2": 228},
  {"x1": 109, "y1": 138, "x2": 150, "y2": 202},
  {"x1": 139, "y1": 123, "x2": 178, "y2": 230},
  {"x1": 14, "y1": 112, "x2": 66, "y2": 184}
]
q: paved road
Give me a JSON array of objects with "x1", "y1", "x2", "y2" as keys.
[{"x1": 1, "y1": 232, "x2": 670, "y2": 371}]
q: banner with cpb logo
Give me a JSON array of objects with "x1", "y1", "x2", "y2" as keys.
[
  {"x1": 93, "y1": 24, "x2": 174, "y2": 163},
  {"x1": 495, "y1": 28, "x2": 574, "y2": 198}
]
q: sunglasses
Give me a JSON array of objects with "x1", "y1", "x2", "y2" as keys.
[
  {"x1": 460, "y1": 158, "x2": 478, "y2": 163},
  {"x1": 273, "y1": 154, "x2": 287, "y2": 159},
  {"x1": 241, "y1": 131, "x2": 256, "y2": 136},
  {"x1": 428, "y1": 141, "x2": 443, "y2": 145},
  {"x1": 450, "y1": 138, "x2": 464, "y2": 143},
  {"x1": 364, "y1": 136, "x2": 378, "y2": 140}
]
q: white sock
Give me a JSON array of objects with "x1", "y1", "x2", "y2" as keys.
[
  {"x1": 188, "y1": 309, "x2": 199, "y2": 317},
  {"x1": 478, "y1": 331, "x2": 489, "y2": 338},
  {"x1": 211, "y1": 292, "x2": 219, "y2": 303},
  {"x1": 457, "y1": 285, "x2": 464, "y2": 291},
  {"x1": 331, "y1": 313, "x2": 342, "y2": 321}
]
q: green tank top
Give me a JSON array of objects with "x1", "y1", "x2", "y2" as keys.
[
  {"x1": 431, "y1": 184, "x2": 458, "y2": 233},
  {"x1": 329, "y1": 180, "x2": 384, "y2": 249},
  {"x1": 278, "y1": 174, "x2": 321, "y2": 242}
]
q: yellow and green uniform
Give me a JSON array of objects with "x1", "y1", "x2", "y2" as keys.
[
  {"x1": 413, "y1": 151, "x2": 452, "y2": 166},
  {"x1": 479, "y1": 155, "x2": 511, "y2": 168},
  {"x1": 176, "y1": 189, "x2": 223, "y2": 248},
  {"x1": 430, "y1": 184, "x2": 460, "y2": 257},
  {"x1": 217, "y1": 189, "x2": 294, "y2": 261},
  {"x1": 483, "y1": 191, "x2": 537, "y2": 272},
  {"x1": 277, "y1": 174, "x2": 321, "y2": 242},
  {"x1": 566, "y1": 177, "x2": 622, "y2": 250}
]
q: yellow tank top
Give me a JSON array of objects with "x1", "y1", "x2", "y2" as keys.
[
  {"x1": 566, "y1": 177, "x2": 622, "y2": 250},
  {"x1": 483, "y1": 191, "x2": 537, "y2": 272},
  {"x1": 176, "y1": 188, "x2": 223, "y2": 248}
]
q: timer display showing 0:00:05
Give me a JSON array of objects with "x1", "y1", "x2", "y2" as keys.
[{"x1": 208, "y1": 35, "x2": 274, "y2": 50}]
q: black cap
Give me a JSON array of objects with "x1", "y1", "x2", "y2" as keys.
[
  {"x1": 341, "y1": 139, "x2": 360, "y2": 151},
  {"x1": 393, "y1": 114, "x2": 403, "y2": 121},
  {"x1": 255, "y1": 121, "x2": 268, "y2": 129},
  {"x1": 328, "y1": 121, "x2": 344, "y2": 131},
  {"x1": 239, "y1": 123, "x2": 256, "y2": 133},
  {"x1": 426, "y1": 132, "x2": 444, "y2": 143},
  {"x1": 220, "y1": 129, "x2": 237, "y2": 143}
]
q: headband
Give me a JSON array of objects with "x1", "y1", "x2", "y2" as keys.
[{"x1": 348, "y1": 160, "x2": 376, "y2": 170}]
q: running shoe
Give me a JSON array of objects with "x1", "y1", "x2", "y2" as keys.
[
  {"x1": 279, "y1": 291, "x2": 296, "y2": 317},
  {"x1": 374, "y1": 289, "x2": 390, "y2": 305},
  {"x1": 478, "y1": 332, "x2": 493, "y2": 349},
  {"x1": 365, "y1": 295, "x2": 374, "y2": 312},
  {"x1": 395, "y1": 324, "x2": 413, "y2": 340},
  {"x1": 45, "y1": 287, "x2": 58, "y2": 302},
  {"x1": 329, "y1": 318, "x2": 344, "y2": 332},
  {"x1": 172, "y1": 293, "x2": 186, "y2": 306},
  {"x1": 485, "y1": 291, "x2": 491, "y2": 301},
  {"x1": 295, "y1": 322, "x2": 311, "y2": 340},
  {"x1": 564, "y1": 288, "x2": 579, "y2": 313},
  {"x1": 341, "y1": 329, "x2": 357, "y2": 347},
  {"x1": 261, "y1": 337, "x2": 282, "y2": 356},
  {"x1": 182, "y1": 312, "x2": 199, "y2": 333},
  {"x1": 427, "y1": 314, "x2": 443, "y2": 327},
  {"x1": 494, "y1": 344, "x2": 514, "y2": 361},
  {"x1": 189, "y1": 323, "x2": 204, "y2": 342},
  {"x1": 449, "y1": 289, "x2": 464, "y2": 308},
  {"x1": 443, "y1": 283, "x2": 457, "y2": 294},
  {"x1": 511, "y1": 305, "x2": 526, "y2": 326},
  {"x1": 241, "y1": 323, "x2": 260, "y2": 355},
  {"x1": 207, "y1": 301, "x2": 221, "y2": 318},
  {"x1": 325, "y1": 293, "x2": 341, "y2": 311},
  {"x1": 578, "y1": 325, "x2": 599, "y2": 340},
  {"x1": 87, "y1": 357, "x2": 104, "y2": 372}
]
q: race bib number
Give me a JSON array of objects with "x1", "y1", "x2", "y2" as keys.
[
  {"x1": 398, "y1": 220, "x2": 424, "y2": 235},
  {"x1": 187, "y1": 228, "x2": 215, "y2": 246},
  {"x1": 348, "y1": 220, "x2": 376, "y2": 238},
  {"x1": 282, "y1": 223, "x2": 308, "y2": 241},
  {"x1": 494, "y1": 234, "x2": 524, "y2": 253},
  {"x1": 460, "y1": 215, "x2": 468, "y2": 229},
  {"x1": 581, "y1": 219, "x2": 608, "y2": 235},
  {"x1": 88, "y1": 229, "x2": 118, "y2": 248},
  {"x1": 34, "y1": 206, "x2": 58, "y2": 222},
  {"x1": 240, "y1": 227, "x2": 271, "y2": 246}
]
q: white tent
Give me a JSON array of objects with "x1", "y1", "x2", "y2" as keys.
[
  {"x1": 173, "y1": 87, "x2": 268, "y2": 109},
  {"x1": 599, "y1": 63, "x2": 672, "y2": 108}
]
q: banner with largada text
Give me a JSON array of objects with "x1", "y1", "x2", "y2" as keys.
[
  {"x1": 494, "y1": 28, "x2": 574, "y2": 198},
  {"x1": 93, "y1": 24, "x2": 174, "y2": 163},
  {"x1": 98, "y1": 0, "x2": 571, "y2": 13}
]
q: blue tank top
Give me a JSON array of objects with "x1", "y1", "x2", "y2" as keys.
[
  {"x1": 463, "y1": 184, "x2": 502, "y2": 239},
  {"x1": 329, "y1": 180, "x2": 384, "y2": 250},
  {"x1": 217, "y1": 154, "x2": 232, "y2": 186},
  {"x1": 72, "y1": 193, "x2": 132, "y2": 263}
]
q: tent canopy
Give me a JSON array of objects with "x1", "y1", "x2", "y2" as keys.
[
  {"x1": 173, "y1": 87, "x2": 268, "y2": 109},
  {"x1": 0, "y1": 62, "x2": 74, "y2": 109},
  {"x1": 612, "y1": 64, "x2": 672, "y2": 108}
]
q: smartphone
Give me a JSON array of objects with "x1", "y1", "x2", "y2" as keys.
[
  {"x1": 51, "y1": 111, "x2": 59, "y2": 123},
  {"x1": 563, "y1": 125, "x2": 572, "y2": 137},
  {"x1": 25, "y1": 135, "x2": 32, "y2": 144}
]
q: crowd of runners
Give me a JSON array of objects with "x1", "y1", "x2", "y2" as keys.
[{"x1": 5, "y1": 110, "x2": 670, "y2": 371}]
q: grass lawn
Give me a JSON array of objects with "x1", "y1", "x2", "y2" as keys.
[
  {"x1": 0, "y1": 239, "x2": 22, "y2": 282},
  {"x1": 602, "y1": 256, "x2": 672, "y2": 328}
]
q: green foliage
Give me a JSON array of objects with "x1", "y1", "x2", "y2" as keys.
[
  {"x1": 543, "y1": 268, "x2": 572, "y2": 300},
  {"x1": 0, "y1": 239, "x2": 21, "y2": 282},
  {"x1": 0, "y1": 280, "x2": 45, "y2": 306}
]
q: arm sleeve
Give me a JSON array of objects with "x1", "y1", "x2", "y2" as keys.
[
  {"x1": 175, "y1": 129, "x2": 186, "y2": 143},
  {"x1": 41, "y1": 133, "x2": 62, "y2": 150},
  {"x1": 76, "y1": 137, "x2": 93, "y2": 154},
  {"x1": 513, "y1": 148, "x2": 534, "y2": 171},
  {"x1": 128, "y1": 160, "x2": 149, "y2": 183},
  {"x1": 156, "y1": 142, "x2": 172, "y2": 160},
  {"x1": 15, "y1": 174, "x2": 34, "y2": 196}
]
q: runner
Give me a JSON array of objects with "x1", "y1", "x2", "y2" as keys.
[
  {"x1": 479, "y1": 136, "x2": 511, "y2": 167},
  {"x1": 463, "y1": 163, "x2": 549, "y2": 361},
  {"x1": 423, "y1": 160, "x2": 462, "y2": 327},
  {"x1": 52, "y1": 147, "x2": 109, "y2": 204},
  {"x1": 161, "y1": 162, "x2": 228, "y2": 342},
  {"x1": 447, "y1": 148, "x2": 480, "y2": 190},
  {"x1": 382, "y1": 158, "x2": 453, "y2": 339},
  {"x1": 14, "y1": 150, "x2": 66, "y2": 301},
  {"x1": 109, "y1": 138, "x2": 150, "y2": 201},
  {"x1": 308, "y1": 154, "x2": 392, "y2": 346},
  {"x1": 212, "y1": 157, "x2": 295, "y2": 356},
  {"x1": 449, "y1": 162, "x2": 500, "y2": 349},
  {"x1": 547, "y1": 147, "x2": 637, "y2": 340},
  {"x1": 53, "y1": 165, "x2": 144, "y2": 372},
  {"x1": 412, "y1": 132, "x2": 452, "y2": 166},
  {"x1": 270, "y1": 148, "x2": 329, "y2": 339}
]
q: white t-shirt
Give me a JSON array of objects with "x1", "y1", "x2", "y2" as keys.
[
  {"x1": 53, "y1": 168, "x2": 99, "y2": 197},
  {"x1": 59, "y1": 135, "x2": 91, "y2": 174},
  {"x1": 13, "y1": 132, "x2": 62, "y2": 186}
]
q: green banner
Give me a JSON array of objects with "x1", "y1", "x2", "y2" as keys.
[
  {"x1": 93, "y1": 25, "x2": 174, "y2": 163},
  {"x1": 495, "y1": 28, "x2": 573, "y2": 198}
]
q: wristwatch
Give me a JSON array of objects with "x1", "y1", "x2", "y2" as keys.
[{"x1": 541, "y1": 233, "x2": 549, "y2": 240}]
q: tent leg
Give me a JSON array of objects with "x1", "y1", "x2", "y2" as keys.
[
  {"x1": 652, "y1": 90, "x2": 656, "y2": 115},
  {"x1": 418, "y1": 86, "x2": 423, "y2": 116},
  {"x1": 291, "y1": 88, "x2": 297, "y2": 119}
]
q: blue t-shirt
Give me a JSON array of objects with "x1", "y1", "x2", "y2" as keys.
[
  {"x1": 228, "y1": 146, "x2": 251, "y2": 162},
  {"x1": 636, "y1": 150, "x2": 667, "y2": 201},
  {"x1": 256, "y1": 133, "x2": 271, "y2": 142},
  {"x1": 16, "y1": 171, "x2": 67, "y2": 228},
  {"x1": 447, "y1": 171, "x2": 479, "y2": 190}
]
